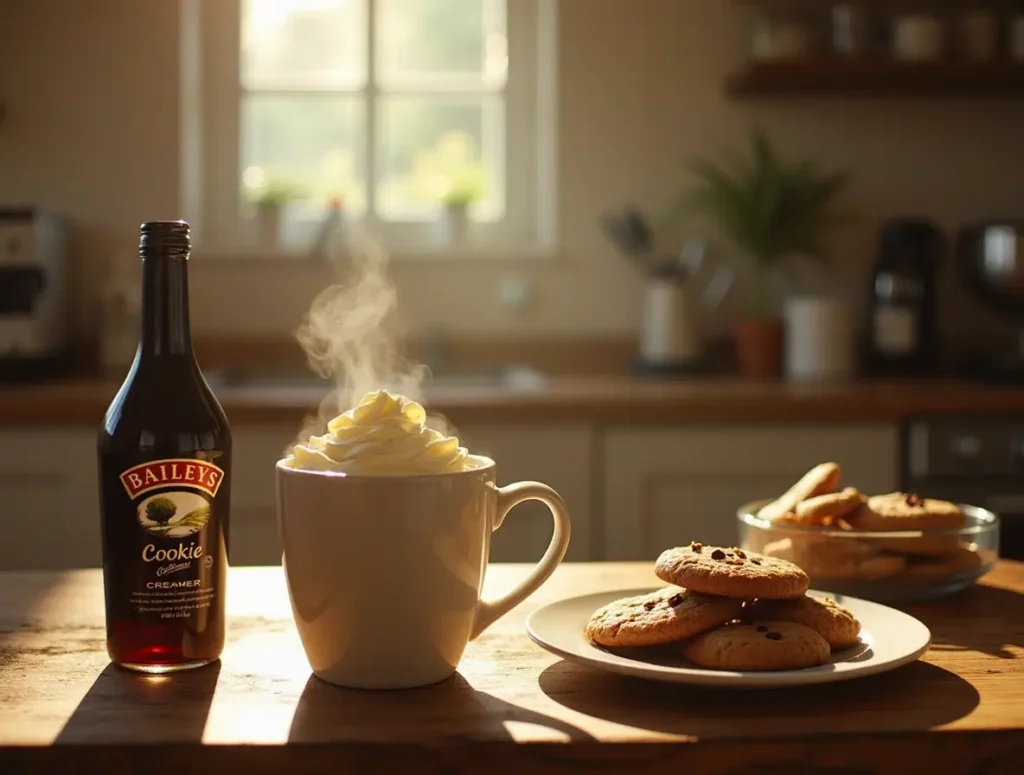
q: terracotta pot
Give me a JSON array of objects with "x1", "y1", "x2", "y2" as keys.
[{"x1": 733, "y1": 318, "x2": 783, "y2": 379}]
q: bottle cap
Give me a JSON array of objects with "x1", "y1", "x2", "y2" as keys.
[{"x1": 139, "y1": 220, "x2": 190, "y2": 259}]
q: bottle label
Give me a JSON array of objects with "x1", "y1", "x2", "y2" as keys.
[{"x1": 114, "y1": 456, "x2": 227, "y2": 621}]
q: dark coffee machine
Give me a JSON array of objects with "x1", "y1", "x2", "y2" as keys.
[{"x1": 862, "y1": 218, "x2": 944, "y2": 377}]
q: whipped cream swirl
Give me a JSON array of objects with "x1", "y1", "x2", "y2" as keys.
[{"x1": 283, "y1": 390, "x2": 471, "y2": 475}]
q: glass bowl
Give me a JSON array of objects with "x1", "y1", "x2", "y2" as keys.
[{"x1": 736, "y1": 499, "x2": 999, "y2": 603}]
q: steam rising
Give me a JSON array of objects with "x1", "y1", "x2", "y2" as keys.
[{"x1": 288, "y1": 224, "x2": 449, "y2": 453}]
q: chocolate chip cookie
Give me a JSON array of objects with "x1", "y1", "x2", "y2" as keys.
[
  {"x1": 858, "y1": 492, "x2": 966, "y2": 531},
  {"x1": 758, "y1": 462, "x2": 842, "y2": 523},
  {"x1": 655, "y1": 542, "x2": 809, "y2": 600},
  {"x1": 683, "y1": 621, "x2": 832, "y2": 672},
  {"x1": 585, "y1": 586, "x2": 743, "y2": 648},
  {"x1": 744, "y1": 595, "x2": 861, "y2": 650}
]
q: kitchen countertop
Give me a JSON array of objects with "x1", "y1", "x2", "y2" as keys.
[
  {"x1": 1, "y1": 562, "x2": 1024, "y2": 773},
  {"x1": 2, "y1": 376, "x2": 1024, "y2": 427}
]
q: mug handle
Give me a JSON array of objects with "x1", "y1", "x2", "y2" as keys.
[{"x1": 469, "y1": 481, "x2": 572, "y2": 640}]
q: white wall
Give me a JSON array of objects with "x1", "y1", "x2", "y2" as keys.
[{"x1": 1, "y1": 0, "x2": 1022, "y2": 346}]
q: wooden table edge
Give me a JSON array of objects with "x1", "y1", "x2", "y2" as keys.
[{"x1": 3, "y1": 729, "x2": 1023, "y2": 774}]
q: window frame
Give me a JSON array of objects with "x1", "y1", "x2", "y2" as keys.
[{"x1": 180, "y1": 0, "x2": 559, "y2": 258}]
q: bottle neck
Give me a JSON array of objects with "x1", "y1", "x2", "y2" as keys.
[{"x1": 140, "y1": 255, "x2": 192, "y2": 358}]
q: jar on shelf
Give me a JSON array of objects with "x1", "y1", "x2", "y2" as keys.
[
  {"x1": 749, "y1": 9, "x2": 817, "y2": 61},
  {"x1": 831, "y1": 4, "x2": 870, "y2": 57},
  {"x1": 1010, "y1": 9, "x2": 1024, "y2": 62},
  {"x1": 958, "y1": 8, "x2": 998, "y2": 62},
  {"x1": 891, "y1": 12, "x2": 946, "y2": 62}
]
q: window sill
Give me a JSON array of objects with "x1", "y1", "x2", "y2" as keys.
[{"x1": 191, "y1": 243, "x2": 562, "y2": 264}]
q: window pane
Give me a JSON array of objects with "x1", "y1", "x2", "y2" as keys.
[
  {"x1": 242, "y1": 0, "x2": 367, "y2": 89},
  {"x1": 376, "y1": 0, "x2": 507, "y2": 88},
  {"x1": 376, "y1": 97, "x2": 504, "y2": 221},
  {"x1": 241, "y1": 95, "x2": 366, "y2": 217}
]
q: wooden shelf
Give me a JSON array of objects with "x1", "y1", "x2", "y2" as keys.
[{"x1": 726, "y1": 60, "x2": 1024, "y2": 97}]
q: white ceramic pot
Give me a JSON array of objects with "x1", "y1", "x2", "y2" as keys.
[
  {"x1": 255, "y1": 203, "x2": 282, "y2": 248},
  {"x1": 433, "y1": 203, "x2": 470, "y2": 247},
  {"x1": 784, "y1": 296, "x2": 854, "y2": 382}
]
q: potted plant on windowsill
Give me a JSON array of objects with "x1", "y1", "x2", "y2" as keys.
[
  {"x1": 435, "y1": 180, "x2": 483, "y2": 247},
  {"x1": 247, "y1": 178, "x2": 306, "y2": 248},
  {"x1": 665, "y1": 130, "x2": 849, "y2": 378}
]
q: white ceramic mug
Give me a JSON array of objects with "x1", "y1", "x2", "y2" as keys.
[
  {"x1": 276, "y1": 456, "x2": 571, "y2": 689},
  {"x1": 784, "y1": 296, "x2": 854, "y2": 383}
]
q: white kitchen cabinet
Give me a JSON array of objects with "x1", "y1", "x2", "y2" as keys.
[
  {"x1": 0, "y1": 429, "x2": 101, "y2": 570},
  {"x1": 601, "y1": 424, "x2": 899, "y2": 562},
  {"x1": 0, "y1": 419, "x2": 898, "y2": 572},
  {"x1": 228, "y1": 425, "x2": 296, "y2": 566},
  {"x1": 457, "y1": 424, "x2": 594, "y2": 563},
  {"x1": 0, "y1": 425, "x2": 296, "y2": 571}
]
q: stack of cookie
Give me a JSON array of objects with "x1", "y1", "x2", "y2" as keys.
[
  {"x1": 585, "y1": 542, "x2": 861, "y2": 672},
  {"x1": 747, "y1": 462, "x2": 986, "y2": 588}
]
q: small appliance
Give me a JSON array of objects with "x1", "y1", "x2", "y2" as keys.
[
  {"x1": 956, "y1": 221, "x2": 1024, "y2": 383},
  {"x1": 862, "y1": 218, "x2": 944, "y2": 377},
  {"x1": 0, "y1": 207, "x2": 72, "y2": 381},
  {"x1": 903, "y1": 415, "x2": 1024, "y2": 561}
]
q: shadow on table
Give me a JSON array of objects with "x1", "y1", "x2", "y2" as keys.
[
  {"x1": 905, "y1": 584, "x2": 1024, "y2": 659},
  {"x1": 55, "y1": 661, "x2": 221, "y2": 744},
  {"x1": 537, "y1": 660, "x2": 978, "y2": 738},
  {"x1": 289, "y1": 671, "x2": 595, "y2": 743}
]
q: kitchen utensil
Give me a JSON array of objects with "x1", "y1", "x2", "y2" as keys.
[
  {"x1": 526, "y1": 588, "x2": 931, "y2": 689},
  {"x1": 599, "y1": 207, "x2": 653, "y2": 256},
  {"x1": 862, "y1": 218, "x2": 944, "y2": 377},
  {"x1": 635, "y1": 240, "x2": 734, "y2": 376},
  {"x1": 600, "y1": 206, "x2": 661, "y2": 279},
  {"x1": 956, "y1": 221, "x2": 1024, "y2": 382}
]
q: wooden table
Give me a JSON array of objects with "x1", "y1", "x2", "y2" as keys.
[{"x1": 1, "y1": 563, "x2": 1023, "y2": 774}]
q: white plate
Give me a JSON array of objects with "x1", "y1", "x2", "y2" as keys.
[{"x1": 526, "y1": 588, "x2": 931, "y2": 689}]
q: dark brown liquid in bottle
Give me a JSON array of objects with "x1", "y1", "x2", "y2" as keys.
[{"x1": 97, "y1": 220, "x2": 231, "y2": 673}]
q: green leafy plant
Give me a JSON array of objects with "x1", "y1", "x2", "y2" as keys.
[
  {"x1": 247, "y1": 177, "x2": 307, "y2": 208},
  {"x1": 145, "y1": 497, "x2": 177, "y2": 525},
  {"x1": 665, "y1": 129, "x2": 849, "y2": 318},
  {"x1": 441, "y1": 173, "x2": 484, "y2": 209},
  {"x1": 443, "y1": 187, "x2": 479, "y2": 208}
]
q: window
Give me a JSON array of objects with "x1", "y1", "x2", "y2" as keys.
[{"x1": 184, "y1": 0, "x2": 557, "y2": 255}]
